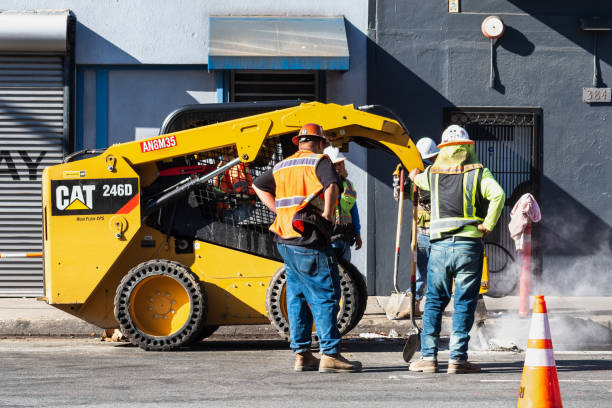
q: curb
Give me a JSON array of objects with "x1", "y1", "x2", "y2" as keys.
[{"x1": 0, "y1": 318, "x2": 100, "y2": 337}]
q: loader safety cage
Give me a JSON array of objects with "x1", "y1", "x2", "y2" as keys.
[
  {"x1": 153, "y1": 101, "x2": 303, "y2": 260},
  {"x1": 149, "y1": 101, "x2": 418, "y2": 261}
]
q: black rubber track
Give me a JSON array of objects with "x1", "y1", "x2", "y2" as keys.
[
  {"x1": 114, "y1": 259, "x2": 207, "y2": 351},
  {"x1": 265, "y1": 262, "x2": 363, "y2": 343}
]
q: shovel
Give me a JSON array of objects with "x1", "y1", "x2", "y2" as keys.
[
  {"x1": 402, "y1": 182, "x2": 422, "y2": 362},
  {"x1": 383, "y1": 167, "x2": 411, "y2": 320}
]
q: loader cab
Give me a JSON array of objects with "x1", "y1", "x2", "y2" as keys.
[{"x1": 147, "y1": 101, "x2": 305, "y2": 260}]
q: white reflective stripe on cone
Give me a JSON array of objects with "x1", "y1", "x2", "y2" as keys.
[
  {"x1": 528, "y1": 313, "x2": 552, "y2": 340},
  {"x1": 524, "y1": 348, "x2": 556, "y2": 367}
]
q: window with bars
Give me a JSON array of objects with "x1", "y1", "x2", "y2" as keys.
[{"x1": 230, "y1": 71, "x2": 320, "y2": 102}]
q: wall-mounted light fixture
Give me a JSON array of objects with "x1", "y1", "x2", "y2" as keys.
[{"x1": 482, "y1": 16, "x2": 505, "y2": 88}]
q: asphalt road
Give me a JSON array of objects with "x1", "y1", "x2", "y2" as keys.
[{"x1": 1, "y1": 338, "x2": 611, "y2": 408}]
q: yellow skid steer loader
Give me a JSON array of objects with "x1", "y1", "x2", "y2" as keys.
[{"x1": 41, "y1": 101, "x2": 423, "y2": 350}]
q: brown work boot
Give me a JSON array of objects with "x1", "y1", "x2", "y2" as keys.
[
  {"x1": 294, "y1": 351, "x2": 320, "y2": 372},
  {"x1": 408, "y1": 358, "x2": 439, "y2": 373},
  {"x1": 447, "y1": 360, "x2": 481, "y2": 374},
  {"x1": 319, "y1": 353, "x2": 362, "y2": 373}
]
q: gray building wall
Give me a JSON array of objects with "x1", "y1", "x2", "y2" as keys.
[{"x1": 367, "y1": 0, "x2": 612, "y2": 295}]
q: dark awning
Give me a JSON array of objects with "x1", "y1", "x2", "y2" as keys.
[{"x1": 208, "y1": 16, "x2": 349, "y2": 71}]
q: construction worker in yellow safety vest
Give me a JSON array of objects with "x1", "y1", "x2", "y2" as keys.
[
  {"x1": 323, "y1": 146, "x2": 362, "y2": 263},
  {"x1": 253, "y1": 123, "x2": 362, "y2": 373},
  {"x1": 407, "y1": 125, "x2": 505, "y2": 375}
]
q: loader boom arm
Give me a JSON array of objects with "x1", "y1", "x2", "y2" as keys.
[{"x1": 104, "y1": 102, "x2": 423, "y2": 172}]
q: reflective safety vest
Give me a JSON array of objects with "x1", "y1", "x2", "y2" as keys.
[
  {"x1": 429, "y1": 166, "x2": 488, "y2": 240},
  {"x1": 336, "y1": 178, "x2": 356, "y2": 225},
  {"x1": 214, "y1": 161, "x2": 255, "y2": 197},
  {"x1": 270, "y1": 150, "x2": 327, "y2": 239}
]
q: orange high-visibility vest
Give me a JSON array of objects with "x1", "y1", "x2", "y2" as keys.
[
  {"x1": 229, "y1": 163, "x2": 255, "y2": 195},
  {"x1": 270, "y1": 150, "x2": 327, "y2": 239},
  {"x1": 214, "y1": 161, "x2": 254, "y2": 196}
]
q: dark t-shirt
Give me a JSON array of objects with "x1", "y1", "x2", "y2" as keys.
[{"x1": 254, "y1": 155, "x2": 342, "y2": 246}]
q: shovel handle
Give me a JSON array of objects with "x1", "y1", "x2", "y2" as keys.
[
  {"x1": 410, "y1": 183, "x2": 420, "y2": 329},
  {"x1": 392, "y1": 168, "x2": 405, "y2": 293},
  {"x1": 411, "y1": 183, "x2": 418, "y2": 277}
]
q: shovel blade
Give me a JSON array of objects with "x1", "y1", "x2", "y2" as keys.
[
  {"x1": 383, "y1": 292, "x2": 411, "y2": 320},
  {"x1": 402, "y1": 332, "x2": 421, "y2": 363}
]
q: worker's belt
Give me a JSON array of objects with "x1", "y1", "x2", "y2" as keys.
[
  {"x1": 435, "y1": 236, "x2": 482, "y2": 243},
  {"x1": 234, "y1": 193, "x2": 255, "y2": 200},
  {"x1": 417, "y1": 227, "x2": 430, "y2": 236}
]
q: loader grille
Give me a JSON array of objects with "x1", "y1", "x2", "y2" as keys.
[{"x1": 151, "y1": 136, "x2": 297, "y2": 260}]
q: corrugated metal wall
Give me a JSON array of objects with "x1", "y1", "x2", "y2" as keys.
[{"x1": 0, "y1": 55, "x2": 67, "y2": 296}]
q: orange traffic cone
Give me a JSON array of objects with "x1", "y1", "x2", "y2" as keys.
[{"x1": 517, "y1": 295, "x2": 563, "y2": 408}]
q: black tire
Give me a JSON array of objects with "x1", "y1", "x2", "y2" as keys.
[
  {"x1": 114, "y1": 259, "x2": 206, "y2": 351},
  {"x1": 339, "y1": 260, "x2": 368, "y2": 333},
  {"x1": 265, "y1": 262, "x2": 360, "y2": 343},
  {"x1": 184, "y1": 282, "x2": 219, "y2": 345}
]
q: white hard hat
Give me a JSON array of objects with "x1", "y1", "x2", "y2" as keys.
[
  {"x1": 415, "y1": 137, "x2": 440, "y2": 160},
  {"x1": 323, "y1": 146, "x2": 346, "y2": 164},
  {"x1": 438, "y1": 125, "x2": 473, "y2": 148}
]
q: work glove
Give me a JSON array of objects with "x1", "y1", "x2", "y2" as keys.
[{"x1": 392, "y1": 163, "x2": 404, "y2": 202}]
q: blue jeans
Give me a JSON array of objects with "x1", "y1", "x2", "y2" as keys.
[
  {"x1": 331, "y1": 239, "x2": 351, "y2": 262},
  {"x1": 276, "y1": 243, "x2": 341, "y2": 355},
  {"x1": 222, "y1": 202, "x2": 254, "y2": 224},
  {"x1": 421, "y1": 237, "x2": 483, "y2": 361},
  {"x1": 415, "y1": 233, "x2": 430, "y2": 301}
]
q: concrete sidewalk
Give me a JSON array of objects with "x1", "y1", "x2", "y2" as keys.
[{"x1": 1, "y1": 296, "x2": 611, "y2": 341}]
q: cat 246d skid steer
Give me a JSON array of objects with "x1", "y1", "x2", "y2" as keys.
[{"x1": 41, "y1": 101, "x2": 423, "y2": 350}]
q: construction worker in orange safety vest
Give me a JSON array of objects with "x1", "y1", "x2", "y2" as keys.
[
  {"x1": 213, "y1": 145, "x2": 256, "y2": 223},
  {"x1": 253, "y1": 122, "x2": 362, "y2": 374}
]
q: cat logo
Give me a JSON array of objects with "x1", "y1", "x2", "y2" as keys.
[
  {"x1": 51, "y1": 178, "x2": 138, "y2": 216},
  {"x1": 55, "y1": 185, "x2": 96, "y2": 211}
]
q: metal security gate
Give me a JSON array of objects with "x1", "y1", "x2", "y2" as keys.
[
  {"x1": 444, "y1": 108, "x2": 541, "y2": 296},
  {"x1": 0, "y1": 54, "x2": 70, "y2": 296}
]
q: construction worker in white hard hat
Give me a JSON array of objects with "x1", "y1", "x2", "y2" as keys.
[
  {"x1": 407, "y1": 125, "x2": 505, "y2": 374},
  {"x1": 323, "y1": 146, "x2": 362, "y2": 262},
  {"x1": 393, "y1": 137, "x2": 439, "y2": 318}
]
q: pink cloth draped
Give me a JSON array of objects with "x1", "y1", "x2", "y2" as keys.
[{"x1": 508, "y1": 193, "x2": 541, "y2": 251}]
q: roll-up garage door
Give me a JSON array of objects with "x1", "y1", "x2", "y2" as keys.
[{"x1": 0, "y1": 12, "x2": 73, "y2": 296}]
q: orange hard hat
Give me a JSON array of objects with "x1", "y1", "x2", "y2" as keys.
[{"x1": 292, "y1": 123, "x2": 328, "y2": 145}]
